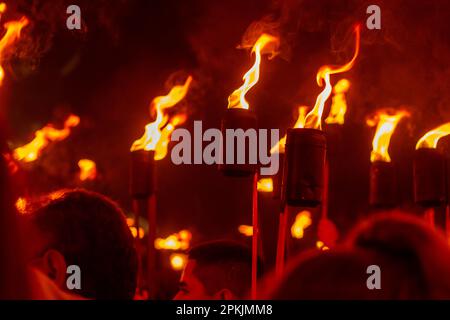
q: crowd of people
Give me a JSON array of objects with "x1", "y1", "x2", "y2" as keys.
[{"x1": 2, "y1": 150, "x2": 450, "y2": 300}]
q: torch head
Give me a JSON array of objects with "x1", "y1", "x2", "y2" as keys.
[
  {"x1": 130, "y1": 150, "x2": 155, "y2": 199},
  {"x1": 369, "y1": 161, "x2": 397, "y2": 208}
]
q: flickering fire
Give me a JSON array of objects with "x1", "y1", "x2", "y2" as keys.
[
  {"x1": 131, "y1": 76, "x2": 192, "y2": 159},
  {"x1": 367, "y1": 110, "x2": 410, "y2": 162},
  {"x1": 238, "y1": 225, "x2": 253, "y2": 237},
  {"x1": 126, "y1": 218, "x2": 145, "y2": 239},
  {"x1": 155, "y1": 230, "x2": 192, "y2": 250},
  {"x1": 416, "y1": 122, "x2": 450, "y2": 149},
  {"x1": 316, "y1": 241, "x2": 330, "y2": 251},
  {"x1": 154, "y1": 114, "x2": 187, "y2": 161},
  {"x1": 291, "y1": 210, "x2": 312, "y2": 239},
  {"x1": 13, "y1": 115, "x2": 80, "y2": 162},
  {"x1": 170, "y1": 253, "x2": 187, "y2": 271},
  {"x1": 227, "y1": 34, "x2": 279, "y2": 110},
  {"x1": 304, "y1": 25, "x2": 360, "y2": 130},
  {"x1": 257, "y1": 178, "x2": 274, "y2": 193},
  {"x1": 325, "y1": 79, "x2": 351, "y2": 125},
  {"x1": 15, "y1": 197, "x2": 27, "y2": 214},
  {"x1": 270, "y1": 106, "x2": 309, "y2": 155},
  {"x1": 78, "y1": 159, "x2": 97, "y2": 181},
  {"x1": 0, "y1": 10, "x2": 29, "y2": 86}
]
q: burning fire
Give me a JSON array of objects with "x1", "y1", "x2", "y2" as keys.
[
  {"x1": 170, "y1": 253, "x2": 187, "y2": 271},
  {"x1": 238, "y1": 225, "x2": 253, "y2": 237},
  {"x1": 257, "y1": 178, "x2": 274, "y2": 193},
  {"x1": 227, "y1": 34, "x2": 279, "y2": 110},
  {"x1": 13, "y1": 115, "x2": 80, "y2": 162},
  {"x1": 325, "y1": 79, "x2": 351, "y2": 125},
  {"x1": 416, "y1": 122, "x2": 450, "y2": 149},
  {"x1": 126, "y1": 218, "x2": 145, "y2": 239},
  {"x1": 15, "y1": 197, "x2": 27, "y2": 214},
  {"x1": 78, "y1": 159, "x2": 97, "y2": 181},
  {"x1": 367, "y1": 110, "x2": 410, "y2": 162},
  {"x1": 291, "y1": 210, "x2": 312, "y2": 239},
  {"x1": 131, "y1": 76, "x2": 193, "y2": 160},
  {"x1": 155, "y1": 230, "x2": 192, "y2": 250},
  {"x1": 316, "y1": 241, "x2": 330, "y2": 251},
  {"x1": 270, "y1": 106, "x2": 309, "y2": 155},
  {"x1": 0, "y1": 6, "x2": 28, "y2": 86},
  {"x1": 304, "y1": 25, "x2": 360, "y2": 130}
]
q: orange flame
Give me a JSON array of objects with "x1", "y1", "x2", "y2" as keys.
[
  {"x1": 257, "y1": 178, "x2": 274, "y2": 193},
  {"x1": 316, "y1": 241, "x2": 330, "y2": 251},
  {"x1": 238, "y1": 225, "x2": 253, "y2": 237},
  {"x1": 227, "y1": 34, "x2": 279, "y2": 110},
  {"x1": 78, "y1": 159, "x2": 97, "y2": 181},
  {"x1": 126, "y1": 218, "x2": 145, "y2": 239},
  {"x1": 325, "y1": 79, "x2": 351, "y2": 125},
  {"x1": 304, "y1": 25, "x2": 360, "y2": 130},
  {"x1": 155, "y1": 230, "x2": 192, "y2": 251},
  {"x1": 0, "y1": 12, "x2": 29, "y2": 86},
  {"x1": 367, "y1": 110, "x2": 409, "y2": 162},
  {"x1": 13, "y1": 115, "x2": 80, "y2": 162},
  {"x1": 291, "y1": 210, "x2": 312, "y2": 239},
  {"x1": 170, "y1": 253, "x2": 187, "y2": 271},
  {"x1": 416, "y1": 122, "x2": 450, "y2": 149},
  {"x1": 15, "y1": 197, "x2": 27, "y2": 214},
  {"x1": 131, "y1": 76, "x2": 192, "y2": 157},
  {"x1": 154, "y1": 114, "x2": 187, "y2": 161},
  {"x1": 270, "y1": 106, "x2": 309, "y2": 155}
]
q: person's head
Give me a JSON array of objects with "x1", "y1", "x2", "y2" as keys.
[
  {"x1": 174, "y1": 240, "x2": 260, "y2": 300},
  {"x1": 346, "y1": 211, "x2": 450, "y2": 299},
  {"x1": 20, "y1": 189, "x2": 138, "y2": 299}
]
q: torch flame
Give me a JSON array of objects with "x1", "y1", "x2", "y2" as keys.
[
  {"x1": 304, "y1": 25, "x2": 360, "y2": 130},
  {"x1": 78, "y1": 159, "x2": 97, "y2": 181},
  {"x1": 238, "y1": 225, "x2": 253, "y2": 237},
  {"x1": 0, "y1": 14, "x2": 29, "y2": 85},
  {"x1": 257, "y1": 178, "x2": 274, "y2": 193},
  {"x1": 416, "y1": 122, "x2": 450, "y2": 149},
  {"x1": 155, "y1": 230, "x2": 192, "y2": 251},
  {"x1": 270, "y1": 106, "x2": 309, "y2": 155},
  {"x1": 325, "y1": 79, "x2": 351, "y2": 125},
  {"x1": 131, "y1": 76, "x2": 192, "y2": 156},
  {"x1": 15, "y1": 197, "x2": 27, "y2": 214},
  {"x1": 316, "y1": 241, "x2": 330, "y2": 251},
  {"x1": 291, "y1": 210, "x2": 312, "y2": 239},
  {"x1": 367, "y1": 110, "x2": 410, "y2": 162},
  {"x1": 227, "y1": 34, "x2": 279, "y2": 110},
  {"x1": 13, "y1": 115, "x2": 80, "y2": 162},
  {"x1": 154, "y1": 114, "x2": 187, "y2": 161}
]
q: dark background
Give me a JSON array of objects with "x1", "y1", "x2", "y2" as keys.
[{"x1": 2, "y1": 0, "x2": 450, "y2": 297}]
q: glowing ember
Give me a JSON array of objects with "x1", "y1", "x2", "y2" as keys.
[
  {"x1": 238, "y1": 225, "x2": 253, "y2": 237},
  {"x1": 270, "y1": 106, "x2": 309, "y2": 155},
  {"x1": 257, "y1": 178, "x2": 274, "y2": 193},
  {"x1": 416, "y1": 122, "x2": 450, "y2": 149},
  {"x1": 367, "y1": 110, "x2": 410, "y2": 162},
  {"x1": 325, "y1": 79, "x2": 351, "y2": 125},
  {"x1": 131, "y1": 76, "x2": 192, "y2": 160},
  {"x1": 316, "y1": 241, "x2": 330, "y2": 251},
  {"x1": 0, "y1": 10, "x2": 29, "y2": 86},
  {"x1": 155, "y1": 230, "x2": 192, "y2": 250},
  {"x1": 227, "y1": 34, "x2": 279, "y2": 110},
  {"x1": 291, "y1": 210, "x2": 312, "y2": 239},
  {"x1": 304, "y1": 25, "x2": 360, "y2": 130},
  {"x1": 170, "y1": 253, "x2": 187, "y2": 271},
  {"x1": 13, "y1": 115, "x2": 80, "y2": 162},
  {"x1": 78, "y1": 159, "x2": 97, "y2": 181},
  {"x1": 15, "y1": 197, "x2": 27, "y2": 214}
]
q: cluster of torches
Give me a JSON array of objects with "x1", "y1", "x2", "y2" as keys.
[{"x1": 3, "y1": 7, "x2": 450, "y2": 299}]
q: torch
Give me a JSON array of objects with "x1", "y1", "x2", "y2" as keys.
[
  {"x1": 413, "y1": 123, "x2": 450, "y2": 230},
  {"x1": 130, "y1": 76, "x2": 192, "y2": 299},
  {"x1": 220, "y1": 33, "x2": 280, "y2": 299},
  {"x1": 366, "y1": 110, "x2": 409, "y2": 208},
  {"x1": 276, "y1": 24, "x2": 360, "y2": 277}
]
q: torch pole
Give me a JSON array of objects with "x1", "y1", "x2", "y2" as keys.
[
  {"x1": 147, "y1": 193, "x2": 157, "y2": 299},
  {"x1": 275, "y1": 205, "x2": 288, "y2": 279},
  {"x1": 251, "y1": 173, "x2": 258, "y2": 300}
]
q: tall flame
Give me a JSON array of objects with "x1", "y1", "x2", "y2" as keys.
[
  {"x1": 416, "y1": 122, "x2": 450, "y2": 149},
  {"x1": 367, "y1": 110, "x2": 410, "y2": 162},
  {"x1": 13, "y1": 115, "x2": 80, "y2": 162},
  {"x1": 304, "y1": 25, "x2": 360, "y2": 130},
  {"x1": 270, "y1": 106, "x2": 309, "y2": 155},
  {"x1": 291, "y1": 210, "x2": 312, "y2": 239},
  {"x1": 0, "y1": 10, "x2": 29, "y2": 86},
  {"x1": 325, "y1": 79, "x2": 351, "y2": 125},
  {"x1": 227, "y1": 34, "x2": 279, "y2": 110},
  {"x1": 155, "y1": 230, "x2": 192, "y2": 250},
  {"x1": 131, "y1": 76, "x2": 192, "y2": 156},
  {"x1": 257, "y1": 178, "x2": 274, "y2": 193},
  {"x1": 78, "y1": 159, "x2": 97, "y2": 181},
  {"x1": 154, "y1": 114, "x2": 187, "y2": 161}
]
